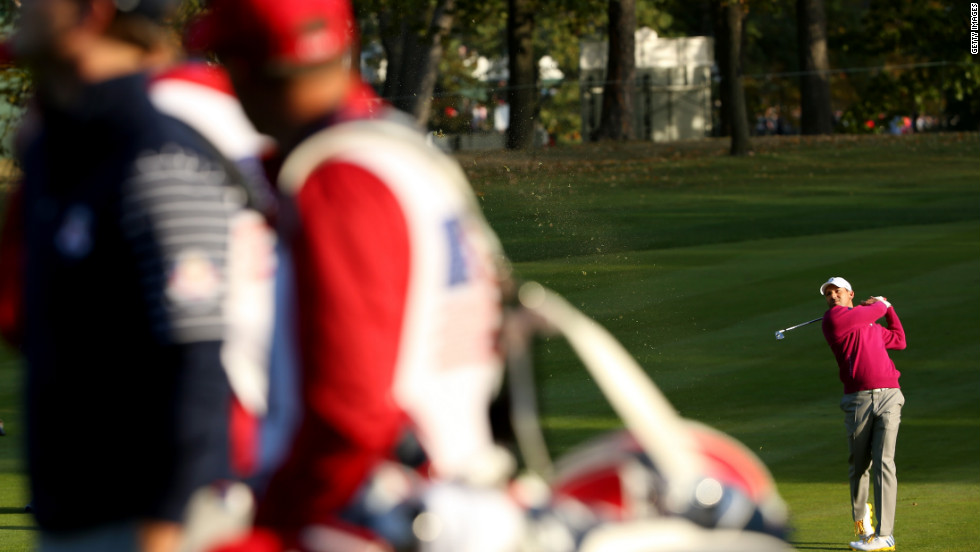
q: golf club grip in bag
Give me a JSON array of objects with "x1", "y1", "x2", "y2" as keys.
[
  {"x1": 510, "y1": 282, "x2": 795, "y2": 551},
  {"x1": 514, "y1": 282, "x2": 705, "y2": 514}
]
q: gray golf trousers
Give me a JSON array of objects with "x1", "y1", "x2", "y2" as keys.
[{"x1": 840, "y1": 387, "x2": 904, "y2": 537}]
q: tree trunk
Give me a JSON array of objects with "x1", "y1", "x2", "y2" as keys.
[
  {"x1": 378, "y1": 0, "x2": 455, "y2": 127},
  {"x1": 797, "y1": 0, "x2": 833, "y2": 134},
  {"x1": 712, "y1": 0, "x2": 750, "y2": 155},
  {"x1": 712, "y1": 6, "x2": 731, "y2": 138},
  {"x1": 350, "y1": 2, "x2": 367, "y2": 79},
  {"x1": 592, "y1": 0, "x2": 637, "y2": 141},
  {"x1": 414, "y1": 0, "x2": 454, "y2": 125},
  {"x1": 506, "y1": 0, "x2": 536, "y2": 150}
]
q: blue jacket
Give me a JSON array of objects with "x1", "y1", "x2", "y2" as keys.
[{"x1": 19, "y1": 73, "x2": 233, "y2": 531}]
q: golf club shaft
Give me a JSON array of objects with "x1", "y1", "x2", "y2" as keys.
[{"x1": 779, "y1": 316, "x2": 823, "y2": 333}]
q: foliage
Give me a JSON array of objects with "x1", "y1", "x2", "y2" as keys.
[
  {"x1": 740, "y1": 0, "x2": 979, "y2": 134},
  {"x1": 171, "y1": 0, "x2": 207, "y2": 33},
  {"x1": 637, "y1": 0, "x2": 714, "y2": 37},
  {"x1": 0, "y1": 1, "x2": 211, "y2": 167},
  {"x1": 429, "y1": 37, "x2": 485, "y2": 134},
  {"x1": 538, "y1": 81, "x2": 583, "y2": 144},
  {"x1": 0, "y1": 7, "x2": 28, "y2": 166},
  {"x1": 430, "y1": 0, "x2": 714, "y2": 142},
  {"x1": 534, "y1": 0, "x2": 606, "y2": 78},
  {"x1": 1, "y1": 1, "x2": 974, "y2": 154},
  {"x1": 741, "y1": 1, "x2": 801, "y2": 130},
  {"x1": 453, "y1": 0, "x2": 509, "y2": 54},
  {"x1": 836, "y1": 0, "x2": 980, "y2": 131},
  {"x1": 426, "y1": 0, "x2": 608, "y2": 141},
  {"x1": 0, "y1": 68, "x2": 29, "y2": 167}
]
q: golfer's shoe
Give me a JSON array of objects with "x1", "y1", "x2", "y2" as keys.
[
  {"x1": 854, "y1": 502, "x2": 875, "y2": 538},
  {"x1": 849, "y1": 534, "x2": 895, "y2": 551}
]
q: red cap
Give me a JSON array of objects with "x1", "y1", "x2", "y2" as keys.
[
  {"x1": 151, "y1": 62, "x2": 237, "y2": 96},
  {"x1": 192, "y1": 0, "x2": 355, "y2": 73}
]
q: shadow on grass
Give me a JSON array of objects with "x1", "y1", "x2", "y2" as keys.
[
  {"x1": 790, "y1": 542, "x2": 850, "y2": 551},
  {"x1": 0, "y1": 507, "x2": 31, "y2": 515},
  {"x1": 0, "y1": 505, "x2": 37, "y2": 534}
]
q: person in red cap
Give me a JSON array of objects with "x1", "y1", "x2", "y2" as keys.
[{"x1": 199, "y1": 1, "x2": 522, "y2": 550}]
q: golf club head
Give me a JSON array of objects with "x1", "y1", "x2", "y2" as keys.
[{"x1": 774, "y1": 331, "x2": 785, "y2": 340}]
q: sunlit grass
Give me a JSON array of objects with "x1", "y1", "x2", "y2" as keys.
[{"x1": 465, "y1": 133, "x2": 979, "y2": 551}]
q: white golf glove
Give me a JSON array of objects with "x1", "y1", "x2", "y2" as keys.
[{"x1": 873, "y1": 296, "x2": 892, "y2": 308}]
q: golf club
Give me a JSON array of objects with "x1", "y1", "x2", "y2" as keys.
[{"x1": 774, "y1": 317, "x2": 823, "y2": 340}]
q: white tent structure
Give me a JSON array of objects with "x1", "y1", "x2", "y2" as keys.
[{"x1": 580, "y1": 28, "x2": 714, "y2": 142}]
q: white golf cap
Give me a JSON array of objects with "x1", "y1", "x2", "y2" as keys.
[{"x1": 820, "y1": 276, "x2": 852, "y2": 295}]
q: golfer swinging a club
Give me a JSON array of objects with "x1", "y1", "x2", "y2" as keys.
[{"x1": 819, "y1": 277, "x2": 906, "y2": 552}]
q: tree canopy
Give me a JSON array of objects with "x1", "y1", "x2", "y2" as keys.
[{"x1": 0, "y1": 0, "x2": 975, "y2": 156}]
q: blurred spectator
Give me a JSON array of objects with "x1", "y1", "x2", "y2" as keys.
[
  {"x1": 494, "y1": 97, "x2": 511, "y2": 133},
  {"x1": 198, "y1": 0, "x2": 519, "y2": 551},
  {"x1": 148, "y1": 60, "x2": 300, "y2": 498},
  {"x1": 2, "y1": 1, "x2": 243, "y2": 550},
  {"x1": 888, "y1": 115, "x2": 913, "y2": 135},
  {"x1": 472, "y1": 103, "x2": 489, "y2": 130}
]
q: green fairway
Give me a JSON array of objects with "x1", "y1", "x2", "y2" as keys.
[
  {"x1": 0, "y1": 132, "x2": 977, "y2": 550},
  {"x1": 0, "y1": 353, "x2": 32, "y2": 552},
  {"x1": 461, "y1": 133, "x2": 980, "y2": 551},
  {"x1": 507, "y1": 222, "x2": 979, "y2": 551}
]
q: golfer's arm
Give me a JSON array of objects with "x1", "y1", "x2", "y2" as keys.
[
  {"x1": 827, "y1": 302, "x2": 887, "y2": 334},
  {"x1": 882, "y1": 307, "x2": 906, "y2": 350}
]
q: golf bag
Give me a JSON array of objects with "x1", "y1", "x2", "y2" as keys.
[
  {"x1": 494, "y1": 282, "x2": 795, "y2": 552},
  {"x1": 204, "y1": 282, "x2": 797, "y2": 552}
]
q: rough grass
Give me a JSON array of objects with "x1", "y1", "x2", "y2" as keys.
[{"x1": 1, "y1": 132, "x2": 978, "y2": 551}]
